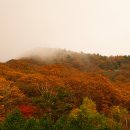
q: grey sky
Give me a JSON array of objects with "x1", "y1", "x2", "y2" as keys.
[{"x1": 0, "y1": 0, "x2": 130, "y2": 61}]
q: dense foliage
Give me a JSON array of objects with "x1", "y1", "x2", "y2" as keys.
[
  {"x1": 0, "y1": 98, "x2": 126, "y2": 130},
  {"x1": 0, "y1": 48, "x2": 129, "y2": 129}
]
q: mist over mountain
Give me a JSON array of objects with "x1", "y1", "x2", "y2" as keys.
[
  {"x1": 0, "y1": 48, "x2": 129, "y2": 129},
  {"x1": 18, "y1": 47, "x2": 130, "y2": 71},
  {"x1": 22, "y1": 48, "x2": 73, "y2": 62}
]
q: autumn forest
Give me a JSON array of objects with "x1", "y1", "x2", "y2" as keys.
[{"x1": 0, "y1": 48, "x2": 129, "y2": 130}]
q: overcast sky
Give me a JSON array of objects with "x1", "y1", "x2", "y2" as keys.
[{"x1": 0, "y1": 0, "x2": 130, "y2": 61}]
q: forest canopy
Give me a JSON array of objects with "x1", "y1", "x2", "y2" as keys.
[{"x1": 0, "y1": 48, "x2": 129, "y2": 130}]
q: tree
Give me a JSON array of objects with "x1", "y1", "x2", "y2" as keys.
[
  {"x1": 110, "y1": 106, "x2": 129, "y2": 129},
  {"x1": 68, "y1": 97, "x2": 122, "y2": 130},
  {"x1": 3, "y1": 109, "x2": 25, "y2": 130}
]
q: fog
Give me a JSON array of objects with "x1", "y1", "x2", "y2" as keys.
[
  {"x1": 0, "y1": 0, "x2": 130, "y2": 62},
  {"x1": 23, "y1": 48, "x2": 67, "y2": 62}
]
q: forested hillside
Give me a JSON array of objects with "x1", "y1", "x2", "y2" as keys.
[{"x1": 0, "y1": 48, "x2": 129, "y2": 130}]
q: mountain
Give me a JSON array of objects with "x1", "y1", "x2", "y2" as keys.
[{"x1": 0, "y1": 48, "x2": 129, "y2": 129}]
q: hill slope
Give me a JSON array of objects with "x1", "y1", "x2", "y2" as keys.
[{"x1": 0, "y1": 48, "x2": 129, "y2": 129}]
